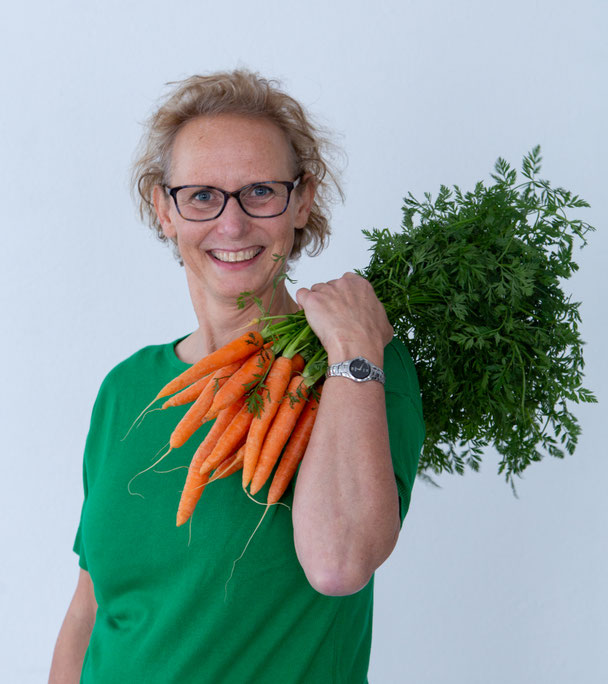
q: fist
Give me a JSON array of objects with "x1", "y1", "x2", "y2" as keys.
[{"x1": 295, "y1": 272, "x2": 393, "y2": 366}]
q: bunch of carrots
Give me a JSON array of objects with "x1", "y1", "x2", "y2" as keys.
[{"x1": 137, "y1": 325, "x2": 327, "y2": 526}]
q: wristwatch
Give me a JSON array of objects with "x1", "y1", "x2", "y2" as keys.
[{"x1": 326, "y1": 357, "x2": 385, "y2": 385}]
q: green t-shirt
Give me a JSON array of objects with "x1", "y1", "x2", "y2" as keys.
[{"x1": 74, "y1": 336, "x2": 425, "y2": 684}]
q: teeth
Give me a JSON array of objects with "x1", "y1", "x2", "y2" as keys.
[{"x1": 210, "y1": 248, "x2": 262, "y2": 263}]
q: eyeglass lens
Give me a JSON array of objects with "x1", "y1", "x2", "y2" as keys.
[{"x1": 175, "y1": 182, "x2": 291, "y2": 220}]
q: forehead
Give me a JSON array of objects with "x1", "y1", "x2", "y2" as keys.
[{"x1": 169, "y1": 114, "x2": 295, "y2": 186}]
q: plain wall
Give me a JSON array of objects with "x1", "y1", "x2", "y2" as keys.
[{"x1": 1, "y1": 1, "x2": 606, "y2": 682}]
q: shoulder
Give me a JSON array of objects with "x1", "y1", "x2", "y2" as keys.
[
  {"x1": 102, "y1": 340, "x2": 178, "y2": 382},
  {"x1": 94, "y1": 338, "x2": 187, "y2": 410},
  {"x1": 82, "y1": 338, "x2": 188, "y2": 462}
]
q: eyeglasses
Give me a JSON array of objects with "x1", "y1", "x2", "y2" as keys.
[{"x1": 164, "y1": 178, "x2": 302, "y2": 222}]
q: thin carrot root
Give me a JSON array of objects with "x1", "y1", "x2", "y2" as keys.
[
  {"x1": 151, "y1": 441, "x2": 171, "y2": 460},
  {"x1": 153, "y1": 465, "x2": 188, "y2": 474},
  {"x1": 121, "y1": 400, "x2": 162, "y2": 441},
  {"x1": 127, "y1": 446, "x2": 173, "y2": 497},
  {"x1": 225, "y1": 503, "x2": 271, "y2": 601},
  {"x1": 242, "y1": 485, "x2": 290, "y2": 510},
  {"x1": 224, "y1": 479, "x2": 295, "y2": 599}
]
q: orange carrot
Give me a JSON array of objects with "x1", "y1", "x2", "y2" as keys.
[
  {"x1": 209, "y1": 444, "x2": 246, "y2": 482},
  {"x1": 242, "y1": 356, "x2": 293, "y2": 487},
  {"x1": 205, "y1": 345, "x2": 274, "y2": 421},
  {"x1": 155, "y1": 331, "x2": 264, "y2": 400},
  {"x1": 267, "y1": 389, "x2": 321, "y2": 504},
  {"x1": 162, "y1": 374, "x2": 212, "y2": 409},
  {"x1": 290, "y1": 353, "x2": 306, "y2": 375},
  {"x1": 249, "y1": 377, "x2": 310, "y2": 496},
  {"x1": 175, "y1": 398, "x2": 245, "y2": 526},
  {"x1": 176, "y1": 470, "x2": 210, "y2": 527},
  {"x1": 200, "y1": 402, "x2": 257, "y2": 476},
  {"x1": 169, "y1": 361, "x2": 241, "y2": 449}
]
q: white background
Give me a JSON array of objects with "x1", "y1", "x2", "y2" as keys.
[{"x1": 1, "y1": 1, "x2": 607, "y2": 682}]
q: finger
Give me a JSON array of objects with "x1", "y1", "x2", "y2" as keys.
[{"x1": 295, "y1": 287, "x2": 310, "y2": 307}]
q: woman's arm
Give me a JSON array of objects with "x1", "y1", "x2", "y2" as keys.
[
  {"x1": 49, "y1": 568, "x2": 97, "y2": 684},
  {"x1": 292, "y1": 273, "x2": 401, "y2": 596}
]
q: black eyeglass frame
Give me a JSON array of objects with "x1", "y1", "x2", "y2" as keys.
[{"x1": 164, "y1": 177, "x2": 302, "y2": 222}]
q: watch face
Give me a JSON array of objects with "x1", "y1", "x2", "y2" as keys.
[{"x1": 349, "y1": 358, "x2": 371, "y2": 379}]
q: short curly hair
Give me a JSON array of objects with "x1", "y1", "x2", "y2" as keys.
[{"x1": 131, "y1": 70, "x2": 343, "y2": 264}]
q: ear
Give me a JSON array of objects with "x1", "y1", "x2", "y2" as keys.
[
  {"x1": 152, "y1": 184, "x2": 177, "y2": 240},
  {"x1": 294, "y1": 174, "x2": 317, "y2": 230}
]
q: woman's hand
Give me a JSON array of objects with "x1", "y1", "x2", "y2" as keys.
[{"x1": 295, "y1": 272, "x2": 393, "y2": 367}]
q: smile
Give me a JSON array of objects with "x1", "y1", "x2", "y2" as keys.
[{"x1": 209, "y1": 247, "x2": 263, "y2": 263}]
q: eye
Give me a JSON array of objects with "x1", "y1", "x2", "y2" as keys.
[
  {"x1": 192, "y1": 188, "x2": 214, "y2": 202},
  {"x1": 247, "y1": 184, "x2": 276, "y2": 200}
]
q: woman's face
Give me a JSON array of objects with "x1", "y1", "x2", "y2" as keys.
[{"x1": 154, "y1": 114, "x2": 313, "y2": 308}]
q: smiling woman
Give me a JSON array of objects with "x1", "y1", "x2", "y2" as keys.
[
  {"x1": 49, "y1": 70, "x2": 425, "y2": 684},
  {"x1": 133, "y1": 70, "x2": 341, "y2": 266}
]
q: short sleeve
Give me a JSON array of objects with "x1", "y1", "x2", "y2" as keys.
[
  {"x1": 383, "y1": 339, "x2": 425, "y2": 525},
  {"x1": 73, "y1": 458, "x2": 89, "y2": 571},
  {"x1": 72, "y1": 380, "x2": 109, "y2": 572}
]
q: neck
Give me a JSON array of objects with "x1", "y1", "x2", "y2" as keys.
[{"x1": 175, "y1": 273, "x2": 298, "y2": 364}]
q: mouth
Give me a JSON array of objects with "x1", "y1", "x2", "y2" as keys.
[{"x1": 209, "y1": 247, "x2": 264, "y2": 263}]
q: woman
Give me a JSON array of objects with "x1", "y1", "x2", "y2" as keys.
[{"x1": 49, "y1": 70, "x2": 425, "y2": 683}]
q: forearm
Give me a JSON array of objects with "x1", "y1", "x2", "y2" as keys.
[
  {"x1": 292, "y1": 273, "x2": 400, "y2": 595},
  {"x1": 292, "y1": 371, "x2": 400, "y2": 596},
  {"x1": 49, "y1": 609, "x2": 94, "y2": 683},
  {"x1": 49, "y1": 576, "x2": 96, "y2": 684}
]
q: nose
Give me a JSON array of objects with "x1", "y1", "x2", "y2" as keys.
[{"x1": 214, "y1": 195, "x2": 250, "y2": 239}]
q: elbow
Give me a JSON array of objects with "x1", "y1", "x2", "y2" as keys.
[
  {"x1": 297, "y1": 536, "x2": 400, "y2": 596},
  {"x1": 293, "y1": 503, "x2": 402, "y2": 596},
  {"x1": 303, "y1": 561, "x2": 374, "y2": 597}
]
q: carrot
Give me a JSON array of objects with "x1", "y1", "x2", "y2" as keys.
[
  {"x1": 205, "y1": 345, "x2": 274, "y2": 421},
  {"x1": 169, "y1": 361, "x2": 241, "y2": 449},
  {"x1": 242, "y1": 356, "x2": 293, "y2": 487},
  {"x1": 209, "y1": 444, "x2": 246, "y2": 482},
  {"x1": 162, "y1": 374, "x2": 212, "y2": 409},
  {"x1": 200, "y1": 402, "x2": 257, "y2": 476},
  {"x1": 176, "y1": 471, "x2": 210, "y2": 527},
  {"x1": 155, "y1": 331, "x2": 264, "y2": 400},
  {"x1": 290, "y1": 353, "x2": 306, "y2": 375},
  {"x1": 267, "y1": 389, "x2": 321, "y2": 504},
  {"x1": 249, "y1": 377, "x2": 310, "y2": 496},
  {"x1": 175, "y1": 398, "x2": 245, "y2": 526}
]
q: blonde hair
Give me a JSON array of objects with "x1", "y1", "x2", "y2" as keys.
[{"x1": 131, "y1": 70, "x2": 343, "y2": 263}]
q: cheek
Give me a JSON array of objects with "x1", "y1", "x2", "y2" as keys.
[
  {"x1": 278, "y1": 225, "x2": 297, "y2": 252},
  {"x1": 174, "y1": 222, "x2": 209, "y2": 246}
]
